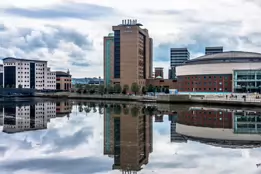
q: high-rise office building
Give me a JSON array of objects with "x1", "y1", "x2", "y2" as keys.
[
  {"x1": 103, "y1": 33, "x2": 114, "y2": 87},
  {"x1": 103, "y1": 19, "x2": 153, "y2": 89},
  {"x1": 205, "y1": 46, "x2": 223, "y2": 55},
  {"x1": 170, "y1": 48, "x2": 190, "y2": 79},
  {"x1": 168, "y1": 67, "x2": 175, "y2": 79},
  {"x1": 154, "y1": 67, "x2": 163, "y2": 78}
]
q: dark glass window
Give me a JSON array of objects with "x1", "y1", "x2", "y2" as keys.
[{"x1": 114, "y1": 30, "x2": 120, "y2": 78}]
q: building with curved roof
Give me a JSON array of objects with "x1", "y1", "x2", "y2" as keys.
[{"x1": 176, "y1": 51, "x2": 261, "y2": 93}]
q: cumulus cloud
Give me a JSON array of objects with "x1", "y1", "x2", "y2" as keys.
[
  {"x1": 1, "y1": 0, "x2": 261, "y2": 78},
  {"x1": 0, "y1": 23, "x2": 104, "y2": 77}
]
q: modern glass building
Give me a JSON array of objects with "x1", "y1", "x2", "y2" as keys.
[
  {"x1": 170, "y1": 48, "x2": 190, "y2": 79},
  {"x1": 205, "y1": 46, "x2": 223, "y2": 55},
  {"x1": 233, "y1": 69, "x2": 261, "y2": 93},
  {"x1": 103, "y1": 33, "x2": 114, "y2": 87}
]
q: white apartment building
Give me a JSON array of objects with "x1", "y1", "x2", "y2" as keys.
[
  {"x1": 46, "y1": 67, "x2": 56, "y2": 90},
  {"x1": 2, "y1": 102, "x2": 57, "y2": 133},
  {"x1": 2, "y1": 57, "x2": 56, "y2": 90}
]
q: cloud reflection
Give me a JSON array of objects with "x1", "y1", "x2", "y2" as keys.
[{"x1": 0, "y1": 101, "x2": 261, "y2": 174}]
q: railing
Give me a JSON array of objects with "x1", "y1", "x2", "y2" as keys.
[{"x1": 192, "y1": 94, "x2": 261, "y2": 103}]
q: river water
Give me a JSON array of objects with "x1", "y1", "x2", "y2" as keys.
[{"x1": 0, "y1": 99, "x2": 261, "y2": 174}]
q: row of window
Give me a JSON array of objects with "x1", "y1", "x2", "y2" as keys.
[
  {"x1": 180, "y1": 88, "x2": 229, "y2": 91},
  {"x1": 180, "y1": 76, "x2": 229, "y2": 80},
  {"x1": 183, "y1": 82, "x2": 229, "y2": 85}
]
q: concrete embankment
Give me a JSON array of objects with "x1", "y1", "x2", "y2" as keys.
[
  {"x1": 34, "y1": 92, "x2": 261, "y2": 107},
  {"x1": 156, "y1": 94, "x2": 261, "y2": 107}
]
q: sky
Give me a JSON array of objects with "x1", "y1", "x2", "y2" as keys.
[
  {"x1": 0, "y1": 0, "x2": 261, "y2": 78},
  {"x1": 1, "y1": 104, "x2": 261, "y2": 174}
]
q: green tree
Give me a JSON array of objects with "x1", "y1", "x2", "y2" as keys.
[
  {"x1": 5, "y1": 84, "x2": 10, "y2": 88},
  {"x1": 0, "y1": 85, "x2": 3, "y2": 88},
  {"x1": 141, "y1": 86, "x2": 147, "y2": 95},
  {"x1": 147, "y1": 84, "x2": 154, "y2": 92},
  {"x1": 122, "y1": 84, "x2": 129, "y2": 94},
  {"x1": 165, "y1": 88, "x2": 170, "y2": 94},
  {"x1": 98, "y1": 85, "x2": 105, "y2": 94},
  {"x1": 114, "y1": 84, "x2": 122, "y2": 94},
  {"x1": 131, "y1": 82, "x2": 140, "y2": 95},
  {"x1": 11, "y1": 84, "x2": 15, "y2": 88},
  {"x1": 156, "y1": 86, "x2": 161, "y2": 92},
  {"x1": 18, "y1": 84, "x2": 22, "y2": 88},
  {"x1": 107, "y1": 84, "x2": 114, "y2": 94}
]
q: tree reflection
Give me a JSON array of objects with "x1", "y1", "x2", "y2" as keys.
[
  {"x1": 123, "y1": 107, "x2": 129, "y2": 115},
  {"x1": 84, "y1": 106, "x2": 91, "y2": 114},
  {"x1": 113, "y1": 104, "x2": 122, "y2": 114},
  {"x1": 131, "y1": 106, "x2": 140, "y2": 117},
  {"x1": 78, "y1": 102, "x2": 83, "y2": 113}
]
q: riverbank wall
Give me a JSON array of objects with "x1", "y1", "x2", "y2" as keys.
[{"x1": 32, "y1": 93, "x2": 261, "y2": 107}]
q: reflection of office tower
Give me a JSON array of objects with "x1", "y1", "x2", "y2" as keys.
[
  {"x1": 169, "y1": 114, "x2": 187, "y2": 143},
  {"x1": 3, "y1": 102, "x2": 56, "y2": 133},
  {"x1": 0, "y1": 111, "x2": 3, "y2": 126},
  {"x1": 56, "y1": 101, "x2": 72, "y2": 117},
  {"x1": 155, "y1": 115, "x2": 163, "y2": 122},
  {"x1": 104, "y1": 107, "x2": 114, "y2": 155},
  {"x1": 104, "y1": 105, "x2": 153, "y2": 172}
]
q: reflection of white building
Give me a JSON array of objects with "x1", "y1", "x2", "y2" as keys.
[
  {"x1": 3, "y1": 102, "x2": 56, "y2": 133},
  {"x1": 176, "y1": 122, "x2": 261, "y2": 148}
]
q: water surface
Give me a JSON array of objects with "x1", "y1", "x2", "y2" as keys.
[{"x1": 0, "y1": 100, "x2": 260, "y2": 174}]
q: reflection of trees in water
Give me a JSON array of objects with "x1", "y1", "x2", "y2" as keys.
[
  {"x1": 113, "y1": 105, "x2": 122, "y2": 114},
  {"x1": 143, "y1": 106, "x2": 157, "y2": 116},
  {"x1": 76, "y1": 102, "x2": 161, "y2": 117},
  {"x1": 131, "y1": 106, "x2": 140, "y2": 117},
  {"x1": 84, "y1": 106, "x2": 91, "y2": 114},
  {"x1": 123, "y1": 107, "x2": 129, "y2": 115},
  {"x1": 98, "y1": 103, "x2": 104, "y2": 114},
  {"x1": 78, "y1": 102, "x2": 83, "y2": 113}
]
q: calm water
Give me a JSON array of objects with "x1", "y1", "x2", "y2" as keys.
[{"x1": 0, "y1": 99, "x2": 261, "y2": 174}]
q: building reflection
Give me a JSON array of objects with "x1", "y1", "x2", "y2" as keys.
[
  {"x1": 56, "y1": 101, "x2": 73, "y2": 118},
  {"x1": 2, "y1": 101, "x2": 73, "y2": 134},
  {"x1": 174, "y1": 107, "x2": 261, "y2": 148},
  {"x1": 104, "y1": 104, "x2": 153, "y2": 173}
]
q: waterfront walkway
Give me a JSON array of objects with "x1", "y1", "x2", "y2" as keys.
[{"x1": 193, "y1": 93, "x2": 261, "y2": 103}]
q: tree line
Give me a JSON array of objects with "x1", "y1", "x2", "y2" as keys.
[{"x1": 73, "y1": 83, "x2": 170, "y2": 95}]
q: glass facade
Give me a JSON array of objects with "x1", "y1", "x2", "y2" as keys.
[
  {"x1": 114, "y1": 30, "x2": 120, "y2": 78},
  {"x1": 233, "y1": 111, "x2": 261, "y2": 134},
  {"x1": 4, "y1": 66, "x2": 16, "y2": 88},
  {"x1": 104, "y1": 108, "x2": 111, "y2": 153},
  {"x1": 233, "y1": 70, "x2": 261, "y2": 93},
  {"x1": 105, "y1": 39, "x2": 113, "y2": 86}
]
